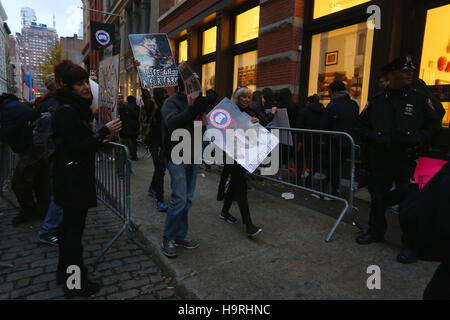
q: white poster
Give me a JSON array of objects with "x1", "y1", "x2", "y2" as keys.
[
  {"x1": 206, "y1": 98, "x2": 279, "y2": 173},
  {"x1": 178, "y1": 61, "x2": 202, "y2": 106},
  {"x1": 266, "y1": 108, "x2": 293, "y2": 146},
  {"x1": 98, "y1": 54, "x2": 119, "y2": 126}
]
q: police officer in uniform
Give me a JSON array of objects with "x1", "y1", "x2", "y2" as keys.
[{"x1": 356, "y1": 56, "x2": 441, "y2": 263}]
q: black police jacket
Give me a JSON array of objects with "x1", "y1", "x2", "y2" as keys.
[{"x1": 359, "y1": 86, "x2": 441, "y2": 163}]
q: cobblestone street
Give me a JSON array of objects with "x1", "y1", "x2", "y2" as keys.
[{"x1": 0, "y1": 195, "x2": 178, "y2": 300}]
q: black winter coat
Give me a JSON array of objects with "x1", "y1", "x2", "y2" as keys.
[
  {"x1": 52, "y1": 88, "x2": 110, "y2": 209},
  {"x1": 296, "y1": 102, "x2": 324, "y2": 130},
  {"x1": 400, "y1": 159, "x2": 450, "y2": 262},
  {"x1": 118, "y1": 102, "x2": 140, "y2": 138},
  {"x1": 0, "y1": 94, "x2": 38, "y2": 155},
  {"x1": 320, "y1": 91, "x2": 359, "y2": 136},
  {"x1": 359, "y1": 86, "x2": 441, "y2": 167}
]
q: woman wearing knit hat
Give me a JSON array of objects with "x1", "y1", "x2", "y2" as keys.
[{"x1": 52, "y1": 60, "x2": 122, "y2": 298}]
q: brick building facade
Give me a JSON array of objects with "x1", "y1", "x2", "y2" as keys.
[{"x1": 158, "y1": 0, "x2": 304, "y2": 100}]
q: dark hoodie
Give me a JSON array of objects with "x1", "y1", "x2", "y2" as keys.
[
  {"x1": 296, "y1": 102, "x2": 324, "y2": 130},
  {"x1": 320, "y1": 90, "x2": 359, "y2": 137}
]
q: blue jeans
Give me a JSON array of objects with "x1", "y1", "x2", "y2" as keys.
[
  {"x1": 39, "y1": 198, "x2": 63, "y2": 238},
  {"x1": 163, "y1": 162, "x2": 198, "y2": 241}
]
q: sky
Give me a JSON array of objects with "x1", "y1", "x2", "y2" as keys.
[{"x1": 1, "y1": 0, "x2": 83, "y2": 37}]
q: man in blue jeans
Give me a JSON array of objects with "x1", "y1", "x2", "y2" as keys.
[{"x1": 160, "y1": 75, "x2": 207, "y2": 257}]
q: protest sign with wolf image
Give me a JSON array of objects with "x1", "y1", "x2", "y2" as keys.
[{"x1": 129, "y1": 34, "x2": 178, "y2": 88}]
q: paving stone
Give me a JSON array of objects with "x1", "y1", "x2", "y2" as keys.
[
  {"x1": 120, "y1": 278, "x2": 150, "y2": 291},
  {"x1": 150, "y1": 275, "x2": 164, "y2": 284},
  {"x1": 157, "y1": 288, "x2": 176, "y2": 299},
  {"x1": 16, "y1": 277, "x2": 31, "y2": 288},
  {"x1": 7, "y1": 268, "x2": 43, "y2": 282},
  {"x1": 32, "y1": 273, "x2": 56, "y2": 284},
  {"x1": 10, "y1": 283, "x2": 47, "y2": 299},
  {"x1": 31, "y1": 257, "x2": 58, "y2": 268},
  {"x1": 110, "y1": 289, "x2": 141, "y2": 300},
  {"x1": 27, "y1": 288, "x2": 63, "y2": 300},
  {"x1": 0, "y1": 196, "x2": 178, "y2": 301}
]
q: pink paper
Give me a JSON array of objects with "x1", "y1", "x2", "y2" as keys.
[{"x1": 414, "y1": 157, "x2": 448, "y2": 190}]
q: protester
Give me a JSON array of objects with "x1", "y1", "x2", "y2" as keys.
[
  {"x1": 262, "y1": 87, "x2": 276, "y2": 110},
  {"x1": 36, "y1": 73, "x2": 64, "y2": 246},
  {"x1": 357, "y1": 56, "x2": 441, "y2": 264},
  {"x1": 52, "y1": 60, "x2": 122, "y2": 298},
  {"x1": 118, "y1": 95, "x2": 140, "y2": 161},
  {"x1": 148, "y1": 87, "x2": 169, "y2": 212},
  {"x1": 0, "y1": 93, "x2": 50, "y2": 226},
  {"x1": 320, "y1": 80, "x2": 360, "y2": 196},
  {"x1": 139, "y1": 89, "x2": 153, "y2": 149},
  {"x1": 160, "y1": 75, "x2": 207, "y2": 257},
  {"x1": 399, "y1": 158, "x2": 450, "y2": 299},
  {"x1": 277, "y1": 88, "x2": 298, "y2": 128},
  {"x1": 218, "y1": 86, "x2": 268, "y2": 238},
  {"x1": 295, "y1": 94, "x2": 325, "y2": 185}
]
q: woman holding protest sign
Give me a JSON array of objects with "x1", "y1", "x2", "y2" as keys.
[
  {"x1": 52, "y1": 60, "x2": 122, "y2": 298},
  {"x1": 218, "y1": 87, "x2": 275, "y2": 237}
]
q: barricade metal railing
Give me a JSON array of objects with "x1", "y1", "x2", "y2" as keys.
[
  {"x1": 94, "y1": 142, "x2": 148, "y2": 265},
  {"x1": 0, "y1": 142, "x2": 16, "y2": 268},
  {"x1": 251, "y1": 127, "x2": 363, "y2": 242},
  {"x1": 0, "y1": 141, "x2": 147, "y2": 266}
]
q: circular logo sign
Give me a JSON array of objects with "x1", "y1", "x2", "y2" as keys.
[
  {"x1": 209, "y1": 109, "x2": 232, "y2": 129},
  {"x1": 95, "y1": 30, "x2": 110, "y2": 46}
]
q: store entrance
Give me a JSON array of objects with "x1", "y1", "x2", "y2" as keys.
[{"x1": 419, "y1": 3, "x2": 450, "y2": 128}]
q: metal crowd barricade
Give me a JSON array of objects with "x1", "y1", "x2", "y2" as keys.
[
  {"x1": 251, "y1": 127, "x2": 363, "y2": 242},
  {"x1": 0, "y1": 142, "x2": 16, "y2": 268},
  {"x1": 94, "y1": 142, "x2": 148, "y2": 265}
]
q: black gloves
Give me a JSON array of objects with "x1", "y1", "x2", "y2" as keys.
[{"x1": 189, "y1": 95, "x2": 208, "y2": 117}]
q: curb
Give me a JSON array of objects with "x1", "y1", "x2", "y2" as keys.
[{"x1": 130, "y1": 220, "x2": 200, "y2": 300}]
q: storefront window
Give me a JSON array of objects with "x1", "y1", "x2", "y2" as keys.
[
  {"x1": 419, "y1": 4, "x2": 450, "y2": 127},
  {"x1": 202, "y1": 61, "x2": 216, "y2": 94},
  {"x1": 313, "y1": 0, "x2": 370, "y2": 19},
  {"x1": 233, "y1": 50, "x2": 258, "y2": 92},
  {"x1": 202, "y1": 27, "x2": 217, "y2": 55},
  {"x1": 127, "y1": 72, "x2": 132, "y2": 97},
  {"x1": 235, "y1": 6, "x2": 260, "y2": 45},
  {"x1": 308, "y1": 21, "x2": 374, "y2": 110},
  {"x1": 178, "y1": 39, "x2": 188, "y2": 64}
]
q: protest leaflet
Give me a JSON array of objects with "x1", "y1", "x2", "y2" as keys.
[
  {"x1": 98, "y1": 54, "x2": 119, "y2": 126},
  {"x1": 206, "y1": 98, "x2": 279, "y2": 173},
  {"x1": 128, "y1": 33, "x2": 178, "y2": 88},
  {"x1": 414, "y1": 157, "x2": 448, "y2": 190},
  {"x1": 178, "y1": 61, "x2": 202, "y2": 105},
  {"x1": 265, "y1": 108, "x2": 293, "y2": 146}
]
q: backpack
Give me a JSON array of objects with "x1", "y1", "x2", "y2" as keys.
[
  {"x1": 0, "y1": 95, "x2": 33, "y2": 153},
  {"x1": 32, "y1": 101, "x2": 64, "y2": 159}
]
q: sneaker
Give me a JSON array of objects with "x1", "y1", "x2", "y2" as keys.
[
  {"x1": 391, "y1": 206, "x2": 400, "y2": 214},
  {"x1": 220, "y1": 211, "x2": 237, "y2": 224},
  {"x1": 38, "y1": 234, "x2": 59, "y2": 246},
  {"x1": 246, "y1": 225, "x2": 262, "y2": 237},
  {"x1": 63, "y1": 279, "x2": 100, "y2": 299},
  {"x1": 161, "y1": 238, "x2": 177, "y2": 257},
  {"x1": 148, "y1": 188, "x2": 156, "y2": 198},
  {"x1": 174, "y1": 238, "x2": 199, "y2": 249},
  {"x1": 156, "y1": 201, "x2": 168, "y2": 212}
]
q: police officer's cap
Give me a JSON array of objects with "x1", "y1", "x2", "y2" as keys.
[{"x1": 381, "y1": 56, "x2": 416, "y2": 73}]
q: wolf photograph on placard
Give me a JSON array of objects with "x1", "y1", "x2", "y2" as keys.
[{"x1": 129, "y1": 34, "x2": 178, "y2": 88}]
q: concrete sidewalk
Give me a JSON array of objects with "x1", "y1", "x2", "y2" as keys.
[{"x1": 129, "y1": 150, "x2": 437, "y2": 300}]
